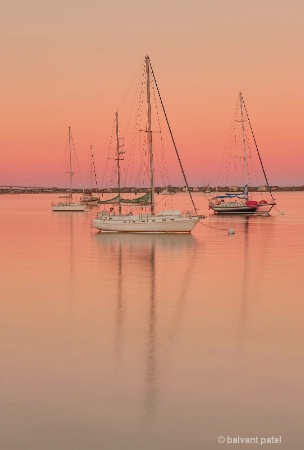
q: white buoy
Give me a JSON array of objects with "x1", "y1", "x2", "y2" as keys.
[{"x1": 228, "y1": 228, "x2": 235, "y2": 235}]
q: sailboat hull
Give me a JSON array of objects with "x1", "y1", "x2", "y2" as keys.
[
  {"x1": 92, "y1": 213, "x2": 199, "y2": 233},
  {"x1": 80, "y1": 194, "x2": 100, "y2": 205},
  {"x1": 255, "y1": 202, "x2": 276, "y2": 214},
  {"x1": 210, "y1": 200, "x2": 276, "y2": 215},
  {"x1": 80, "y1": 199, "x2": 99, "y2": 206},
  {"x1": 210, "y1": 204, "x2": 257, "y2": 214},
  {"x1": 52, "y1": 203, "x2": 86, "y2": 211}
]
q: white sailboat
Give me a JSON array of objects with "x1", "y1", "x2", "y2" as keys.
[
  {"x1": 80, "y1": 145, "x2": 100, "y2": 206},
  {"x1": 160, "y1": 186, "x2": 175, "y2": 195},
  {"x1": 92, "y1": 56, "x2": 200, "y2": 233},
  {"x1": 52, "y1": 128, "x2": 86, "y2": 212},
  {"x1": 203, "y1": 184, "x2": 212, "y2": 196},
  {"x1": 209, "y1": 92, "x2": 276, "y2": 215}
]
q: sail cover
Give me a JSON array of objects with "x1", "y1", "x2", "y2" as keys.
[
  {"x1": 99, "y1": 192, "x2": 151, "y2": 205},
  {"x1": 212, "y1": 185, "x2": 249, "y2": 200}
]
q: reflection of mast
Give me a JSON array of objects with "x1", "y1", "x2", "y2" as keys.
[
  {"x1": 143, "y1": 235, "x2": 197, "y2": 421},
  {"x1": 100, "y1": 234, "x2": 196, "y2": 422},
  {"x1": 65, "y1": 214, "x2": 75, "y2": 312},
  {"x1": 69, "y1": 214, "x2": 74, "y2": 277},
  {"x1": 144, "y1": 239, "x2": 157, "y2": 420},
  {"x1": 68, "y1": 127, "x2": 74, "y2": 203},
  {"x1": 115, "y1": 240, "x2": 124, "y2": 357},
  {"x1": 239, "y1": 217, "x2": 249, "y2": 340}
]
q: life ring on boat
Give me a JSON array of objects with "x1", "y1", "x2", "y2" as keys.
[
  {"x1": 259, "y1": 200, "x2": 267, "y2": 204},
  {"x1": 110, "y1": 207, "x2": 114, "y2": 212}
]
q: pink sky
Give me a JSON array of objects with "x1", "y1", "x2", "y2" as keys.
[{"x1": 0, "y1": 0, "x2": 303, "y2": 187}]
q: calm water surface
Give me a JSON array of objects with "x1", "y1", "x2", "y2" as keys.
[{"x1": 0, "y1": 192, "x2": 303, "y2": 450}]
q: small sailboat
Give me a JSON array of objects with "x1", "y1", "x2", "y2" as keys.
[
  {"x1": 92, "y1": 56, "x2": 200, "y2": 233},
  {"x1": 160, "y1": 186, "x2": 175, "y2": 195},
  {"x1": 80, "y1": 145, "x2": 100, "y2": 206},
  {"x1": 209, "y1": 92, "x2": 276, "y2": 215},
  {"x1": 52, "y1": 128, "x2": 86, "y2": 212},
  {"x1": 203, "y1": 184, "x2": 212, "y2": 196},
  {"x1": 210, "y1": 185, "x2": 259, "y2": 213}
]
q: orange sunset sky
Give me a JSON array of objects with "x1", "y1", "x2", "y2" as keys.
[{"x1": 0, "y1": 0, "x2": 303, "y2": 187}]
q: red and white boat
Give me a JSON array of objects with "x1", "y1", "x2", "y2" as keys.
[
  {"x1": 209, "y1": 185, "x2": 275, "y2": 215},
  {"x1": 209, "y1": 92, "x2": 276, "y2": 215}
]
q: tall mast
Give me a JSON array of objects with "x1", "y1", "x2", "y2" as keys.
[
  {"x1": 239, "y1": 92, "x2": 249, "y2": 187},
  {"x1": 115, "y1": 111, "x2": 122, "y2": 214},
  {"x1": 90, "y1": 145, "x2": 93, "y2": 192},
  {"x1": 145, "y1": 56, "x2": 155, "y2": 214},
  {"x1": 68, "y1": 127, "x2": 73, "y2": 202}
]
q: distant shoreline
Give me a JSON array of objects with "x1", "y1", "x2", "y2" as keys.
[{"x1": 0, "y1": 186, "x2": 303, "y2": 195}]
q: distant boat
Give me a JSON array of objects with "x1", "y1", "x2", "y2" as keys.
[
  {"x1": 160, "y1": 187, "x2": 175, "y2": 195},
  {"x1": 80, "y1": 145, "x2": 100, "y2": 206},
  {"x1": 209, "y1": 92, "x2": 276, "y2": 215},
  {"x1": 92, "y1": 56, "x2": 200, "y2": 233},
  {"x1": 52, "y1": 128, "x2": 86, "y2": 212},
  {"x1": 80, "y1": 192, "x2": 99, "y2": 206},
  {"x1": 203, "y1": 185, "x2": 212, "y2": 196}
]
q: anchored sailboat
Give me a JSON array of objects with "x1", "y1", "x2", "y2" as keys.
[
  {"x1": 52, "y1": 127, "x2": 86, "y2": 212},
  {"x1": 203, "y1": 184, "x2": 212, "y2": 196},
  {"x1": 92, "y1": 56, "x2": 201, "y2": 233},
  {"x1": 209, "y1": 92, "x2": 276, "y2": 215}
]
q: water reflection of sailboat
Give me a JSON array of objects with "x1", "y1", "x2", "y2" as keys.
[
  {"x1": 94, "y1": 232, "x2": 196, "y2": 250},
  {"x1": 93, "y1": 233, "x2": 197, "y2": 420},
  {"x1": 238, "y1": 215, "x2": 273, "y2": 341},
  {"x1": 114, "y1": 239, "x2": 124, "y2": 357},
  {"x1": 144, "y1": 237, "x2": 157, "y2": 419},
  {"x1": 239, "y1": 217, "x2": 250, "y2": 340},
  {"x1": 58, "y1": 213, "x2": 76, "y2": 309}
]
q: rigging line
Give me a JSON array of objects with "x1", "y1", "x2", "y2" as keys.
[
  {"x1": 116, "y1": 60, "x2": 143, "y2": 113},
  {"x1": 91, "y1": 147, "x2": 99, "y2": 191},
  {"x1": 198, "y1": 219, "x2": 232, "y2": 232},
  {"x1": 273, "y1": 205, "x2": 285, "y2": 215},
  {"x1": 148, "y1": 58, "x2": 198, "y2": 215},
  {"x1": 101, "y1": 116, "x2": 116, "y2": 189},
  {"x1": 151, "y1": 79, "x2": 170, "y2": 188},
  {"x1": 129, "y1": 82, "x2": 145, "y2": 187},
  {"x1": 70, "y1": 132, "x2": 84, "y2": 189},
  {"x1": 218, "y1": 99, "x2": 239, "y2": 188},
  {"x1": 123, "y1": 64, "x2": 145, "y2": 143},
  {"x1": 243, "y1": 124, "x2": 253, "y2": 187},
  {"x1": 241, "y1": 96, "x2": 275, "y2": 201},
  {"x1": 249, "y1": 145, "x2": 261, "y2": 190},
  {"x1": 125, "y1": 74, "x2": 145, "y2": 187}
]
